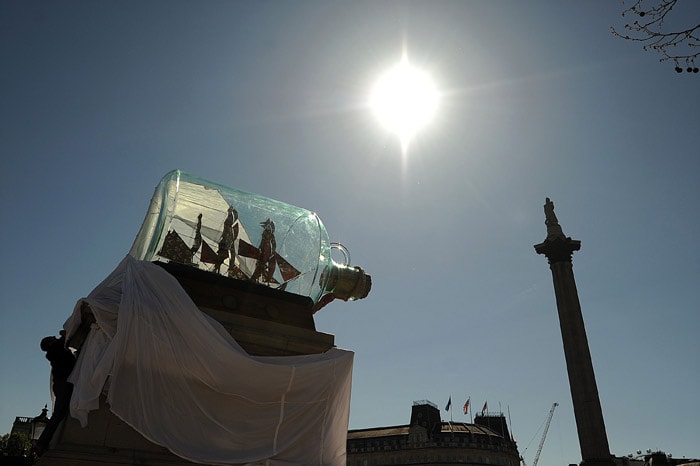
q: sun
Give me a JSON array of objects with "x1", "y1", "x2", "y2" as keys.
[{"x1": 369, "y1": 55, "x2": 440, "y2": 153}]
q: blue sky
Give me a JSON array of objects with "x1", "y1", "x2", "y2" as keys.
[{"x1": 1, "y1": 1, "x2": 699, "y2": 465}]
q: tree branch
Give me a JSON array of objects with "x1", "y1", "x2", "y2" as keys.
[{"x1": 611, "y1": 0, "x2": 700, "y2": 72}]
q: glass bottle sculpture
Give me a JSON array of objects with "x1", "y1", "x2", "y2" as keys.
[{"x1": 129, "y1": 170, "x2": 370, "y2": 308}]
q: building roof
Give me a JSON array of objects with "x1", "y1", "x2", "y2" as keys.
[{"x1": 348, "y1": 422, "x2": 504, "y2": 440}]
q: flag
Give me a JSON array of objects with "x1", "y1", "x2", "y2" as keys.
[
  {"x1": 463, "y1": 398, "x2": 470, "y2": 415},
  {"x1": 445, "y1": 397, "x2": 452, "y2": 411},
  {"x1": 482, "y1": 401, "x2": 488, "y2": 415}
]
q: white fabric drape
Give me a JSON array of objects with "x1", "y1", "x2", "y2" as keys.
[{"x1": 64, "y1": 256, "x2": 353, "y2": 466}]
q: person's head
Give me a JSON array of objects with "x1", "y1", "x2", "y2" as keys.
[{"x1": 40, "y1": 336, "x2": 56, "y2": 352}]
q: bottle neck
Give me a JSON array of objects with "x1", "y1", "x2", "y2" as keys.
[{"x1": 322, "y1": 262, "x2": 372, "y2": 302}]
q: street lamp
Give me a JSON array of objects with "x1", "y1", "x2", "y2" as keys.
[{"x1": 30, "y1": 405, "x2": 49, "y2": 443}]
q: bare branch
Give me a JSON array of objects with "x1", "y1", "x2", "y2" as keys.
[{"x1": 611, "y1": 0, "x2": 700, "y2": 73}]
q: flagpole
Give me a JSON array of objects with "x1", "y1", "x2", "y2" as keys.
[
  {"x1": 445, "y1": 395, "x2": 453, "y2": 431},
  {"x1": 470, "y1": 396, "x2": 473, "y2": 424},
  {"x1": 464, "y1": 396, "x2": 472, "y2": 424}
]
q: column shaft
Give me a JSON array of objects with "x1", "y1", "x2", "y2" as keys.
[{"x1": 549, "y1": 261, "x2": 613, "y2": 465}]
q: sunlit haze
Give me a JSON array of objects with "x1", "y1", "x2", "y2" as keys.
[{"x1": 1, "y1": 3, "x2": 699, "y2": 466}]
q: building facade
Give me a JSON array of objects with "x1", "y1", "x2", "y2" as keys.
[{"x1": 347, "y1": 401, "x2": 521, "y2": 466}]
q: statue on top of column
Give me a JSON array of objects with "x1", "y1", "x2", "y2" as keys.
[{"x1": 544, "y1": 197, "x2": 565, "y2": 239}]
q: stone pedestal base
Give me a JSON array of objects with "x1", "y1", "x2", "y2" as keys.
[{"x1": 38, "y1": 396, "x2": 192, "y2": 466}]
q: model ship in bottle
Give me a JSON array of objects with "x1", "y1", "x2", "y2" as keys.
[{"x1": 130, "y1": 170, "x2": 371, "y2": 311}]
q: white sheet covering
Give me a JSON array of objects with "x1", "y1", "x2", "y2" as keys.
[{"x1": 64, "y1": 256, "x2": 353, "y2": 466}]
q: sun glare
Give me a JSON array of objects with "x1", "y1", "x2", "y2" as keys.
[{"x1": 370, "y1": 56, "x2": 440, "y2": 153}]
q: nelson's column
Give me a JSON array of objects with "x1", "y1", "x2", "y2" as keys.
[{"x1": 534, "y1": 198, "x2": 615, "y2": 466}]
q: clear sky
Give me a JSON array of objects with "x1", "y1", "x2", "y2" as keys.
[{"x1": 1, "y1": 1, "x2": 699, "y2": 465}]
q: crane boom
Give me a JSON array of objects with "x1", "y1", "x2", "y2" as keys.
[{"x1": 532, "y1": 402, "x2": 558, "y2": 466}]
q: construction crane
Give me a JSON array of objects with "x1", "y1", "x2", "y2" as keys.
[{"x1": 521, "y1": 402, "x2": 558, "y2": 466}]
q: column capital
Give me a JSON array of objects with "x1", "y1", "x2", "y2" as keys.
[
  {"x1": 534, "y1": 198, "x2": 581, "y2": 263},
  {"x1": 535, "y1": 236, "x2": 581, "y2": 263}
]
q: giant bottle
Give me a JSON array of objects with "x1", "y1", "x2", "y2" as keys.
[{"x1": 129, "y1": 170, "x2": 370, "y2": 309}]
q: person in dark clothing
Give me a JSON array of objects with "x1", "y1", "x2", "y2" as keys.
[{"x1": 36, "y1": 330, "x2": 76, "y2": 453}]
